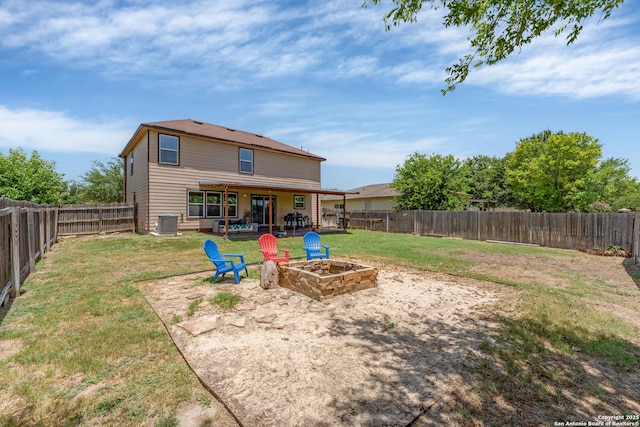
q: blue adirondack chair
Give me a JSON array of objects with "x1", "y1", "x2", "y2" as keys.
[
  {"x1": 303, "y1": 231, "x2": 330, "y2": 260},
  {"x1": 203, "y1": 239, "x2": 248, "y2": 284}
]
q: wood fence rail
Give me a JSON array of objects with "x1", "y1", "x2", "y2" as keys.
[
  {"x1": 323, "y1": 208, "x2": 640, "y2": 263},
  {"x1": 0, "y1": 197, "x2": 135, "y2": 308}
]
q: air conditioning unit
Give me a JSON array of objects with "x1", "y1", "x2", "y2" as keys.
[{"x1": 157, "y1": 214, "x2": 178, "y2": 234}]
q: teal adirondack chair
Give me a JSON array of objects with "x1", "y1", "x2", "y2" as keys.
[
  {"x1": 302, "y1": 231, "x2": 330, "y2": 260},
  {"x1": 203, "y1": 239, "x2": 248, "y2": 284}
]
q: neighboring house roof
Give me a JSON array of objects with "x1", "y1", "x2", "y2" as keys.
[
  {"x1": 119, "y1": 119, "x2": 326, "y2": 161},
  {"x1": 323, "y1": 183, "x2": 398, "y2": 201}
]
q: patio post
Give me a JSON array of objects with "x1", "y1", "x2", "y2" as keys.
[
  {"x1": 268, "y1": 190, "x2": 273, "y2": 235},
  {"x1": 224, "y1": 186, "x2": 229, "y2": 239}
]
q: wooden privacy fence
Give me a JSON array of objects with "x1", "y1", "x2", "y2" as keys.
[
  {"x1": 57, "y1": 203, "x2": 135, "y2": 236},
  {"x1": 1, "y1": 198, "x2": 58, "y2": 306},
  {"x1": 327, "y1": 208, "x2": 639, "y2": 257},
  {"x1": 1, "y1": 197, "x2": 135, "y2": 307}
]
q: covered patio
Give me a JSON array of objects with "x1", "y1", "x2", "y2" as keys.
[{"x1": 198, "y1": 180, "x2": 354, "y2": 239}]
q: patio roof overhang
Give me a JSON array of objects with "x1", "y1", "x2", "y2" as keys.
[
  {"x1": 198, "y1": 180, "x2": 357, "y2": 237},
  {"x1": 198, "y1": 180, "x2": 355, "y2": 196}
]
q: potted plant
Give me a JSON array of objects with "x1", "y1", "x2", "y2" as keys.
[
  {"x1": 243, "y1": 209, "x2": 252, "y2": 222},
  {"x1": 276, "y1": 224, "x2": 287, "y2": 237}
]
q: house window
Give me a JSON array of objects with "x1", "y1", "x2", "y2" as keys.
[
  {"x1": 188, "y1": 190, "x2": 238, "y2": 218},
  {"x1": 188, "y1": 191, "x2": 204, "y2": 217},
  {"x1": 364, "y1": 201, "x2": 371, "y2": 210},
  {"x1": 294, "y1": 195, "x2": 305, "y2": 210},
  {"x1": 159, "y1": 134, "x2": 179, "y2": 165},
  {"x1": 239, "y1": 148, "x2": 253, "y2": 174},
  {"x1": 206, "y1": 192, "x2": 221, "y2": 217},
  {"x1": 226, "y1": 193, "x2": 238, "y2": 217},
  {"x1": 129, "y1": 152, "x2": 134, "y2": 175}
]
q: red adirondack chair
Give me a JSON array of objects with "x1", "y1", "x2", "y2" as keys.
[{"x1": 258, "y1": 233, "x2": 290, "y2": 263}]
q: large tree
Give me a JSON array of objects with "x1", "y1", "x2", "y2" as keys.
[
  {"x1": 392, "y1": 152, "x2": 470, "y2": 210},
  {"x1": 0, "y1": 147, "x2": 67, "y2": 204},
  {"x1": 504, "y1": 130, "x2": 602, "y2": 212},
  {"x1": 80, "y1": 158, "x2": 124, "y2": 203},
  {"x1": 463, "y1": 154, "x2": 515, "y2": 208},
  {"x1": 566, "y1": 157, "x2": 638, "y2": 212},
  {"x1": 364, "y1": 0, "x2": 623, "y2": 93}
]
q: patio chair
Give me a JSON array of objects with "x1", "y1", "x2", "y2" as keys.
[
  {"x1": 203, "y1": 239, "x2": 248, "y2": 284},
  {"x1": 258, "y1": 233, "x2": 290, "y2": 263},
  {"x1": 303, "y1": 231, "x2": 330, "y2": 260}
]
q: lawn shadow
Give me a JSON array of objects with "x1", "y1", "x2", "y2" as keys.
[
  {"x1": 315, "y1": 313, "x2": 490, "y2": 426},
  {"x1": 319, "y1": 312, "x2": 640, "y2": 426},
  {"x1": 622, "y1": 257, "x2": 640, "y2": 290},
  {"x1": 0, "y1": 294, "x2": 14, "y2": 325}
]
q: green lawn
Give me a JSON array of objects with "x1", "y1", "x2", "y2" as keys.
[{"x1": 1, "y1": 230, "x2": 638, "y2": 426}]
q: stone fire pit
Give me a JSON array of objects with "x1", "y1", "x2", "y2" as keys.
[{"x1": 278, "y1": 259, "x2": 378, "y2": 301}]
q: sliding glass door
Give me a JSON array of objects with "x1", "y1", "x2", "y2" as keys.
[{"x1": 251, "y1": 195, "x2": 276, "y2": 225}]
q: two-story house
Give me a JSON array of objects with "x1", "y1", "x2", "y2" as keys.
[{"x1": 118, "y1": 119, "x2": 347, "y2": 235}]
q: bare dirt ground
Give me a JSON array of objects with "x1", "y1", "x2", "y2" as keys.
[{"x1": 139, "y1": 254, "x2": 640, "y2": 427}]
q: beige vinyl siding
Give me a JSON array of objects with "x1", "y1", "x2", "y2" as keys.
[
  {"x1": 144, "y1": 131, "x2": 322, "y2": 232},
  {"x1": 253, "y1": 149, "x2": 321, "y2": 186},
  {"x1": 148, "y1": 131, "x2": 320, "y2": 184},
  {"x1": 126, "y1": 132, "x2": 150, "y2": 232}
]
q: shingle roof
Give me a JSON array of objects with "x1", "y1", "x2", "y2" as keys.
[
  {"x1": 119, "y1": 119, "x2": 325, "y2": 161},
  {"x1": 323, "y1": 183, "x2": 398, "y2": 200}
]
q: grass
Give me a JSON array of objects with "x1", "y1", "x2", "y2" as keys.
[
  {"x1": 211, "y1": 292, "x2": 241, "y2": 309},
  {"x1": 0, "y1": 230, "x2": 638, "y2": 425}
]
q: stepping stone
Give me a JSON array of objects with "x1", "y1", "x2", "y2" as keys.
[{"x1": 179, "y1": 315, "x2": 220, "y2": 336}]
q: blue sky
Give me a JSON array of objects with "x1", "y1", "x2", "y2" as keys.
[{"x1": 1, "y1": 0, "x2": 639, "y2": 191}]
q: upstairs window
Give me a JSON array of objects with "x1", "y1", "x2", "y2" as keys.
[
  {"x1": 159, "y1": 134, "x2": 179, "y2": 165},
  {"x1": 239, "y1": 148, "x2": 253, "y2": 174},
  {"x1": 129, "y1": 152, "x2": 134, "y2": 175}
]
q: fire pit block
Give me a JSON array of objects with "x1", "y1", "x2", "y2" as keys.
[{"x1": 278, "y1": 260, "x2": 378, "y2": 301}]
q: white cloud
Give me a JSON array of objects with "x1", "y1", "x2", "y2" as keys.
[
  {"x1": 465, "y1": 12, "x2": 640, "y2": 99},
  {"x1": 0, "y1": 106, "x2": 130, "y2": 155},
  {"x1": 286, "y1": 129, "x2": 443, "y2": 169},
  {"x1": 472, "y1": 43, "x2": 640, "y2": 99},
  {"x1": 2, "y1": 0, "x2": 639, "y2": 99}
]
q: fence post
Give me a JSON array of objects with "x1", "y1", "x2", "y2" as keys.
[
  {"x1": 53, "y1": 208, "x2": 59, "y2": 242},
  {"x1": 10, "y1": 207, "x2": 21, "y2": 298},
  {"x1": 39, "y1": 209, "x2": 45, "y2": 260},
  {"x1": 28, "y1": 209, "x2": 35, "y2": 272},
  {"x1": 634, "y1": 208, "x2": 640, "y2": 265},
  {"x1": 98, "y1": 207, "x2": 103, "y2": 232},
  {"x1": 45, "y1": 209, "x2": 51, "y2": 251}
]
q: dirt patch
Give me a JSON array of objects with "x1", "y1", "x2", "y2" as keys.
[
  {"x1": 140, "y1": 260, "x2": 510, "y2": 426},
  {"x1": 139, "y1": 252, "x2": 640, "y2": 426}
]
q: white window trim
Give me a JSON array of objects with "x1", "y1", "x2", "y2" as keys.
[
  {"x1": 239, "y1": 148, "x2": 253, "y2": 174},
  {"x1": 187, "y1": 190, "x2": 238, "y2": 219},
  {"x1": 294, "y1": 195, "x2": 305, "y2": 210},
  {"x1": 159, "y1": 134, "x2": 179, "y2": 165}
]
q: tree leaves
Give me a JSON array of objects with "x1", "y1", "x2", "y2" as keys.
[
  {"x1": 0, "y1": 148, "x2": 67, "y2": 204},
  {"x1": 364, "y1": 0, "x2": 624, "y2": 93},
  {"x1": 391, "y1": 152, "x2": 471, "y2": 210}
]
